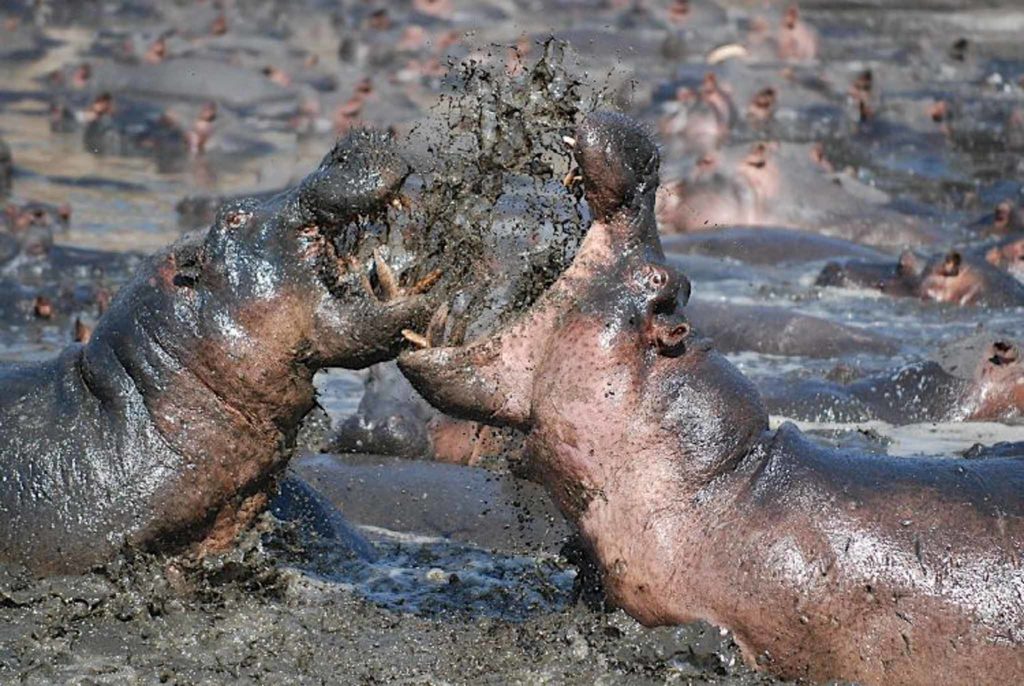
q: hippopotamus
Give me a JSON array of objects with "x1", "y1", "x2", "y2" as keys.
[
  {"x1": 399, "y1": 112, "x2": 1024, "y2": 686},
  {"x1": 761, "y1": 337, "x2": 1024, "y2": 424},
  {"x1": 984, "y1": 235, "x2": 1024, "y2": 283},
  {"x1": 0, "y1": 137, "x2": 11, "y2": 197},
  {"x1": 323, "y1": 361, "x2": 514, "y2": 465},
  {"x1": 74, "y1": 58, "x2": 296, "y2": 110},
  {"x1": 657, "y1": 72, "x2": 735, "y2": 155},
  {"x1": 684, "y1": 299, "x2": 898, "y2": 358},
  {"x1": 662, "y1": 226, "x2": 888, "y2": 265},
  {"x1": 817, "y1": 249, "x2": 1024, "y2": 307},
  {"x1": 976, "y1": 200, "x2": 1024, "y2": 237},
  {"x1": 0, "y1": 130, "x2": 442, "y2": 576},
  {"x1": 1, "y1": 200, "x2": 70, "y2": 262},
  {"x1": 656, "y1": 140, "x2": 942, "y2": 248}
]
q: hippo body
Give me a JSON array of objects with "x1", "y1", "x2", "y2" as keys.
[
  {"x1": 685, "y1": 298, "x2": 898, "y2": 358},
  {"x1": 399, "y1": 113, "x2": 1024, "y2": 685},
  {"x1": 762, "y1": 338, "x2": 1023, "y2": 423},
  {"x1": 86, "y1": 58, "x2": 294, "y2": 109},
  {"x1": 818, "y1": 249, "x2": 1024, "y2": 307},
  {"x1": 656, "y1": 141, "x2": 941, "y2": 249},
  {"x1": 0, "y1": 137, "x2": 11, "y2": 196},
  {"x1": 0, "y1": 131, "x2": 435, "y2": 575}
]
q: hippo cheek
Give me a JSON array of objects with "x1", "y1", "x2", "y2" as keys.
[{"x1": 646, "y1": 347, "x2": 768, "y2": 479}]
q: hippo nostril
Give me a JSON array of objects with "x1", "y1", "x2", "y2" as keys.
[{"x1": 654, "y1": 317, "x2": 691, "y2": 357}]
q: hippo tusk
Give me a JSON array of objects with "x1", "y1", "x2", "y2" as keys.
[
  {"x1": 373, "y1": 247, "x2": 401, "y2": 300},
  {"x1": 706, "y1": 43, "x2": 748, "y2": 65}
]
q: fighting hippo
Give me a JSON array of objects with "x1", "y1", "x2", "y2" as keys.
[
  {"x1": 985, "y1": 235, "x2": 1024, "y2": 283},
  {"x1": 0, "y1": 130, "x2": 441, "y2": 575},
  {"x1": 399, "y1": 112, "x2": 1024, "y2": 686},
  {"x1": 817, "y1": 248, "x2": 1024, "y2": 307},
  {"x1": 656, "y1": 140, "x2": 941, "y2": 248},
  {"x1": 762, "y1": 336, "x2": 1024, "y2": 424}
]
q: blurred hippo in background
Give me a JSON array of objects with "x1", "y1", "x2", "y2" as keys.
[
  {"x1": 762, "y1": 335, "x2": 1024, "y2": 424},
  {"x1": 656, "y1": 140, "x2": 941, "y2": 248},
  {"x1": 0, "y1": 137, "x2": 11, "y2": 196},
  {"x1": 817, "y1": 248, "x2": 1024, "y2": 307}
]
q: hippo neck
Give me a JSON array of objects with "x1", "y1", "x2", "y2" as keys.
[{"x1": 79, "y1": 255, "x2": 317, "y2": 494}]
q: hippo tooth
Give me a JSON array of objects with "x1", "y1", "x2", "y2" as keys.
[{"x1": 401, "y1": 329, "x2": 431, "y2": 349}]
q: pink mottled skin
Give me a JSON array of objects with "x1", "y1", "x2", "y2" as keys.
[{"x1": 400, "y1": 112, "x2": 1024, "y2": 686}]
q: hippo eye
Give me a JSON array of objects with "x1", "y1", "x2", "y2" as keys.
[
  {"x1": 225, "y1": 211, "x2": 252, "y2": 229},
  {"x1": 639, "y1": 264, "x2": 669, "y2": 290}
]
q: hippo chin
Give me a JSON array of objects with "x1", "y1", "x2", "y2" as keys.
[
  {"x1": 0, "y1": 130, "x2": 439, "y2": 576},
  {"x1": 399, "y1": 113, "x2": 1024, "y2": 686}
]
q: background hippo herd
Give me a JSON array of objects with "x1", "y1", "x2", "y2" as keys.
[{"x1": 0, "y1": 0, "x2": 1022, "y2": 684}]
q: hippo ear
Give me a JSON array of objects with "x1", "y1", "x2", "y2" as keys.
[{"x1": 940, "y1": 251, "x2": 962, "y2": 277}]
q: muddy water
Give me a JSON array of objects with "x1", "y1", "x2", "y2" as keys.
[{"x1": 0, "y1": 0, "x2": 1022, "y2": 683}]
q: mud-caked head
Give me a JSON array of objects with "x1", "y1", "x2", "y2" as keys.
[{"x1": 168, "y1": 129, "x2": 432, "y2": 371}]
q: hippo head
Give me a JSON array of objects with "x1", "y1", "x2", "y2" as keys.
[
  {"x1": 917, "y1": 250, "x2": 995, "y2": 306},
  {"x1": 176, "y1": 130, "x2": 433, "y2": 370},
  {"x1": 815, "y1": 249, "x2": 922, "y2": 295},
  {"x1": 985, "y1": 236, "x2": 1024, "y2": 280},
  {"x1": 967, "y1": 340, "x2": 1024, "y2": 421},
  {"x1": 2, "y1": 201, "x2": 70, "y2": 258},
  {"x1": 400, "y1": 112, "x2": 768, "y2": 519}
]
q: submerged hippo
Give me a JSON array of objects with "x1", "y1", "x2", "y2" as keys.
[
  {"x1": 400, "y1": 112, "x2": 1024, "y2": 686},
  {"x1": 762, "y1": 337, "x2": 1024, "y2": 423},
  {"x1": 684, "y1": 299, "x2": 898, "y2": 358},
  {"x1": 0, "y1": 130, "x2": 440, "y2": 575},
  {"x1": 817, "y1": 249, "x2": 1024, "y2": 307}
]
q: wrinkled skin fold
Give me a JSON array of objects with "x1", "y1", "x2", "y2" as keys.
[
  {"x1": 0, "y1": 130, "x2": 437, "y2": 575},
  {"x1": 399, "y1": 112, "x2": 1024, "y2": 686}
]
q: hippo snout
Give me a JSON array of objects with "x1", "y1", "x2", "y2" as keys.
[{"x1": 299, "y1": 129, "x2": 410, "y2": 224}]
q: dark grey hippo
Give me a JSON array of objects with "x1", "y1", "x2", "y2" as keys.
[{"x1": 0, "y1": 130, "x2": 441, "y2": 575}]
